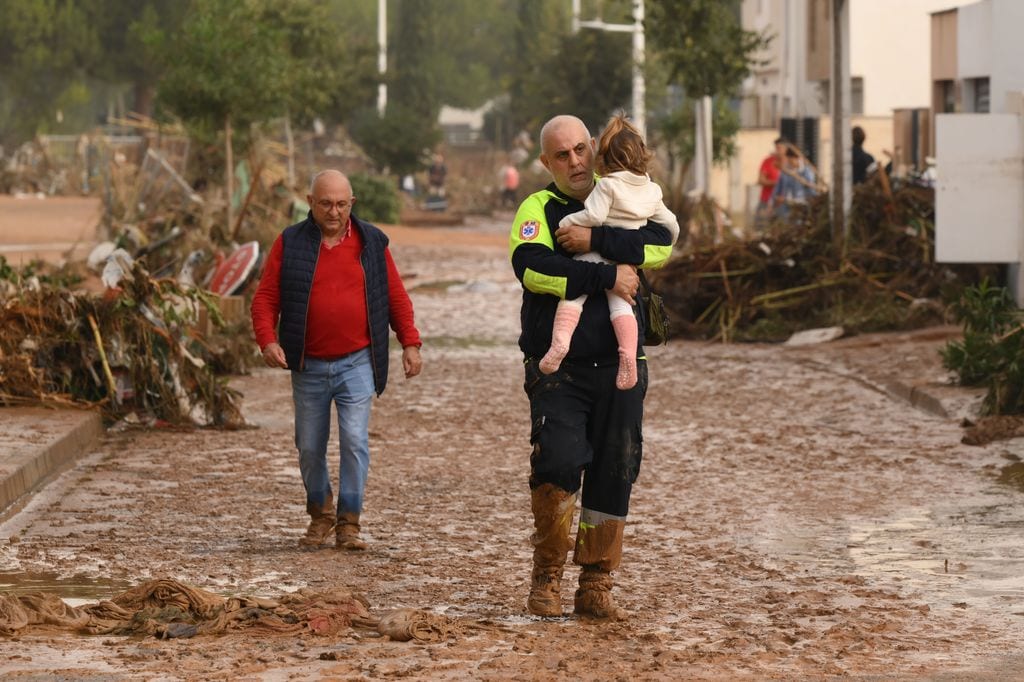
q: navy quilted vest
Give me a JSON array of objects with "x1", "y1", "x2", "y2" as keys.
[{"x1": 278, "y1": 213, "x2": 392, "y2": 395}]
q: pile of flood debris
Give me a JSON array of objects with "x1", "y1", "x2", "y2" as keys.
[
  {"x1": 0, "y1": 578, "x2": 460, "y2": 643},
  {"x1": 654, "y1": 178, "x2": 996, "y2": 342},
  {"x1": 0, "y1": 121, "x2": 319, "y2": 427},
  {"x1": 0, "y1": 255, "x2": 245, "y2": 427}
]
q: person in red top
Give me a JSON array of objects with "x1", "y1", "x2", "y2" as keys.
[
  {"x1": 755, "y1": 137, "x2": 786, "y2": 229},
  {"x1": 251, "y1": 169, "x2": 422, "y2": 550}
]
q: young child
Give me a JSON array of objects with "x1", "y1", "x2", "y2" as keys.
[{"x1": 539, "y1": 114, "x2": 679, "y2": 390}]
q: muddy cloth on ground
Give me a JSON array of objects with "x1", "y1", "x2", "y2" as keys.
[{"x1": 0, "y1": 578, "x2": 454, "y2": 641}]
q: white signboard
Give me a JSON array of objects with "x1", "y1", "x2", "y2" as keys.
[{"x1": 935, "y1": 113, "x2": 1024, "y2": 263}]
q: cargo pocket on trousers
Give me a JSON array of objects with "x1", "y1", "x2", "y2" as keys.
[{"x1": 626, "y1": 423, "x2": 644, "y2": 484}]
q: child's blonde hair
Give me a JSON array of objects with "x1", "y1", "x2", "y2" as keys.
[{"x1": 595, "y1": 113, "x2": 652, "y2": 176}]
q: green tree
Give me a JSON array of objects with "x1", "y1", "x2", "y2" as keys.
[
  {"x1": 647, "y1": 0, "x2": 768, "y2": 98},
  {"x1": 501, "y1": 0, "x2": 634, "y2": 150},
  {"x1": 0, "y1": 0, "x2": 96, "y2": 146},
  {"x1": 155, "y1": 0, "x2": 367, "y2": 227},
  {"x1": 156, "y1": 0, "x2": 312, "y2": 144},
  {"x1": 80, "y1": 0, "x2": 186, "y2": 118},
  {"x1": 506, "y1": 0, "x2": 572, "y2": 140},
  {"x1": 646, "y1": 0, "x2": 770, "y2": 207}
]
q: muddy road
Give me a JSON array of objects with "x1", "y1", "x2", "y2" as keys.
[{"x1": 2, "y1": 216, "x2": 1024, "y2": 679}]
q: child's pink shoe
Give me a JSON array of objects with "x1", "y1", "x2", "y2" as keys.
[
  {"x1": 616, "y1": 350, "x2": 636, "y2": 390},
  {"x1": 539, "y1": 343, "x2": 569, "y2": 374}
]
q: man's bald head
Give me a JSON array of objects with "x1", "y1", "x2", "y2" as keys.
[
  {"x1": 310, "y1": 169, "x2": 352, "y2": 196},
  {"x1": 538, "y1": 115, "x2": 596, "y2": 200},
  {"x1": 539, "y1": 115, "x2": 590, "y2": 156}
]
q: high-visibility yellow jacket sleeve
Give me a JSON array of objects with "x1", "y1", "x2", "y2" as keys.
[{"x1": 509, "y1": 190, "x2": 616, "y2": 300}]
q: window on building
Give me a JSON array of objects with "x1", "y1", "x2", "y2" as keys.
[
  {"x1": 851, "y1": 77, "x2": 864, "y2": 115},
  {"x1": 937, "y1": 80, "x2": 955, "y2": 113},
  {"x1": 973, "y1": 77, "x2": 990, "y2": 113},
  {"x1": 816, "y1": 77, "x2": 863, "y2": 114}
]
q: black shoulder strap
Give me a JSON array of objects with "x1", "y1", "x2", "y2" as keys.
[{"x1": 638, "y1": 269, "x2": 654, "y2": 295}]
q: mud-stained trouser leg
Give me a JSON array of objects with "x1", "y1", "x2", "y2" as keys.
[
  {"x1": 573, "y1": 360, "x2": 646, "y2": 619},
  {"x1": 522, "y1": 357, "x2": 646, "y2": 619}
]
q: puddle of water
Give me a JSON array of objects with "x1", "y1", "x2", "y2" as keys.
[
  {"x1": 749, "y1": 481, "x2": 1024, "y2": 620},
  {"x1": 0, "y1": 569, "x2": 133, "y2": 603},
  {"x1": 846, "y1": 496, "x2": 1024, "y2": 613}
]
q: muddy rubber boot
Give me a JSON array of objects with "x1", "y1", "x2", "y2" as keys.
[
  {"x1": 335, "y1": 512, "x2": 368, "y2": 551},
  {"x1": 298, "y1": 501, "x2": 336, "y2": 549},
  {"x1": 574, "y1": 565, "x2": 628, "y2": 621},
  {"x1": 526, "y1": 484, "x2": 577, "y2": 617},
  {"x1": 539, "y1": 305, "x2": 582, "y2": 375}
]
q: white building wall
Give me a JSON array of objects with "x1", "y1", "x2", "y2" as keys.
[
  {"x1": 990, "y1": 0, "x2": 1024, "y2": 113},
  {"x1": 851, "y1": 0, "x2": 978, "y2": 116},
  {"x1": 956, "y1": 0, "x2": 992, "y2": 79},
  {"x1": 741, "y1": 0, "x2": 820, "y2": 125},
  {"x1": 742, "y1": 0, "x2": 976, "y2": 122}
]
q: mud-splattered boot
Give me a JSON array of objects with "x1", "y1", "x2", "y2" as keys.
[
  {"x1": 335, "y1": 512, "x2": 368, "y2": 551},
  {"x1": 574, "y1": 565, "x2": 628, "y2": 621},
  {"x1": 527, "y1": 484, "x2": 577, "y2": 617},
  {"x1": 298, "y1": 501, "x2": 336, "y2": 549}
]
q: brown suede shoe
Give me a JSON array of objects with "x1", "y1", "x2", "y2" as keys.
[
  {"x1": 298, "y1": 515, "x2": 335, "y2": 549},
  {"x1": 335, "y1": 512, "x2": 367, "y2": 551}
]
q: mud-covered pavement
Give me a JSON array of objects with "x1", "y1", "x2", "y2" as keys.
[{"x1": 2, "y1": 216, "x2": 1024, "y2": 680}]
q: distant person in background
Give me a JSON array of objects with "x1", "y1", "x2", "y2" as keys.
[
  {"x1": 500, "y1": 158, "x2": 520, "y2": 209},
  {"x1": 401, "y1": 174, "x2": 416, "y2": 196},
  {"x1": 771, "y1": 147, "x2": 817, "y2": 219},
  {"x1": 755, "y1": 138, "x2": 786, "y2": 229},
  {"x1": 427, "y1": 153, "x2": 447, "y2": 198},
  {"x1": 852, "y1": 126, "x2": 876, "y2": 185}
]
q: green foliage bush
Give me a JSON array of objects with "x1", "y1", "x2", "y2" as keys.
[
  {"x1": 942, "y1": 280, "x2": 1024, "y2": 415},
  {"x1": 349, "y1": 172, "x2": 400, "y2": 225}
]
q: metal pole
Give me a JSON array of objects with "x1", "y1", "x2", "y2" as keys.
[
  {"x1": 632, "y1": 0, "x2": 646, "y2": 137},
  {"x1": 573, "y1": 0, "x2": 646, "y2": 137},
  {"x1": 691, "y1": 95, "x2": 713, "y2": 196},
  {"x1": 377, "y1": 0, "x2": 387, "y2": 116},
  {"x1": 830, "y1": 0, "x2": 849, "y2": 242}
]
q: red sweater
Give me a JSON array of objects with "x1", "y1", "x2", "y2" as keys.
[{"x1": 251, "y1": 223, "x2": 421, "y2": 358}]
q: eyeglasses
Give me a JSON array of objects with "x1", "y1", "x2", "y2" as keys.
[{"x1": 316, "y1": 199, "x2": 352, "y2": 213}]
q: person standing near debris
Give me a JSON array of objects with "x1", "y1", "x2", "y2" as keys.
[
  {"x1": 538, "y1": 113, "x2": 679, "y2": 391},
  {"x1": 756, "y1": 137, "x2": 786, "y2": 222},
  {"x1": 500, "y1": 157, "x2": 520, "y2": 209},
  {"x1": 771, "y1": 147, "x2": 818, "y2": 218},
  {"x1": 427, "y1": 153, "x2": 447, "y2": 198},
  {"x1": 509, "y1": 114, "x2": 677, "y2": 620},
  {"x1": 251, "y1": 169, "x2": 422, "y2": 551},
  {"x1": 851, "y1": 126, "x2": 876, "y2": 185}
]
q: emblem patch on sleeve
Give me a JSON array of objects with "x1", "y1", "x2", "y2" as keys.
[{"x1": 519, "y1": 220, "x2": 540, "y2": 241}]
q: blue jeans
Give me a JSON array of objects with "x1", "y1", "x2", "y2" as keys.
[{"x1": 291, "y1": 349, "x2": 375, "y2": 515}]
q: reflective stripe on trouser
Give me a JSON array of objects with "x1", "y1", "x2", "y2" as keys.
[
  {"x1": 291, "y1": 349, "x2": 375, "y2": 515},
  {"x1": 574, "y1": 507, "x2": 625, "y2": 571},
  {"x1": 523, "y1": 356, "x2": 645, "y2": 569}
]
